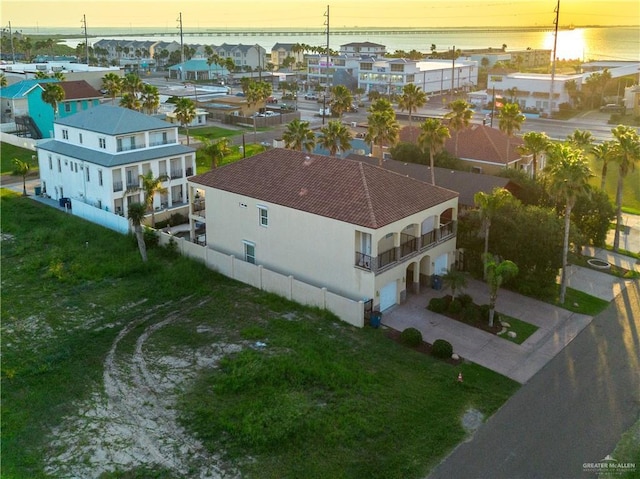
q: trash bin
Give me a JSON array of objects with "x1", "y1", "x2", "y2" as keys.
[
  {"x1": 370, "y1": 311, "x2": 382, "y2": 328},
  {"x1": 34, "y1": 186, "x2": 42, "y2": 196},
  {"x1": 432, "y1": 275, "x2": 442, "y2": 290}
]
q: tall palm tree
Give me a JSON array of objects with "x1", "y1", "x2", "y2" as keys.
[
  {"x1": 417, "y1": 118, "x2": 450, "y2": 185},
  {"x1": 128, "y1": 202, "x2": 148, "y2": 262},
  {"x1": 474, "y1": 187, "x2": 514, "y2": 280},
  {"x1": 12, "y1": 158, "x2": 30, "y2": 196},
  {"x1": 366, "y1": 101, "x2": 399, "y2": 166},
  {"x1": 203, "y1": 137, "x2": 232, "y2": 169},
  {"x1": 318, "y1": 120, "x2": 353, "y2": 157},
  {"x1": 137, "y1": 171, "x2": 168, "y2": 227},
  {"x1": 119, "y1": 92, "x2": 141, "y2": 111},
  {"x1": 498, "y1": 102, "x2": 525, "y2": 165},
  {"x1": 282, "y1": 119, "x2": 316, "y2": 152},
  {"x1": 398, "y1": 83, "x2": 427, "y2": 141},
  {"x1": 174, "y1": 97, "x2": 197, "y2": 145},
  {"x1": 484, "y1": 253, "x2": 519, "y2": 327},
  {"x1": 610, "y1": 125, "x2": 640, "y2": 251},
  {"x1": 520, "y1": 131, "x2": 550, "y2": 180},
  {"x1": 41, "y1": 83, "x2": 65, "y2": 119},
  {"x1": 544, "y1": 143, "x2": 592, "y2": 303},
  {"x1": 140, "y1": 83, "x2": 160, "y2": 114},
  {"x1": 592, "y1": 140, "x2": 616, "y2": 191},
  {"x1": 566, "y1": 129, "x2": 594, "y2": 155},
  {"x1": 101, "y1": 72, "x2": 122, "y2": 104},
  {"x1": 330, "y1": 84, "x2": 354, "y2": 118},
  {"x1": 445, "y1": 99, "x2": 473, "y2": 157}
]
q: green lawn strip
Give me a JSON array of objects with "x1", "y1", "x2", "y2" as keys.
[
  {"x1": 188, "y1": 125, "x2": 241, "y2": 141},
  {"x1": 1, "y1": 142, "x2": 38, "y2": 175},
  {"x1": 552, "y1": 287, "x2": 610, "y2": 316},
  {"x1": 498, "y1": 314, "x2": 539, "y2": 345},
  {"x1": 587, "y1": 154, "x2": 640, "y2": 212},
  {"x1": 600, "y1": 418, "x2": 640, "y2": 479},
  {"x1": 570, "y1": 252, "x2": 640, "y2": 280},
  {"x1": 195, "y1": 143, "x2": 267, "y2": 174},
  {"x1": 1, "y1": 189, "x2": 519, "y2": 479},
  {"x1": 603, "y1": 245, "x2": 640, "y2": 261}
]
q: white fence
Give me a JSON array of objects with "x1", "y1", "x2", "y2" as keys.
[
  {"x1": 70, "y1": 200, "x2": 130, "y2": 234},
  {"x1": 0, "y1": 132, "x2": 38, "y2": 151},
  {"x1": 158, "y1": 231, "x2": 366, "y2": 327}
]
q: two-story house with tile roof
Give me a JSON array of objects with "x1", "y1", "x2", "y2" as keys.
[
  {"x1": 37, "y1": 105, "x2": 196, "y2": 219},
  {"x1": 187, "y1": 148, "x2": 459, "y2": 312}
]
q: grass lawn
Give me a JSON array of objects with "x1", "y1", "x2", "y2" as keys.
[
  {"x1": 552, "y1": 287, "x2": 610, "y2": 316},
  {"x1": 587, "y1": 155, "x2": 640, "y2": 212},
  {"x1": 195, "y1": 143, "x2": 267, "y2": 174},
  {"x1": 1, "y1": 143, "x2": 38, "y2": 175},
  {"x1": 0, "y1": 189, "x2": 520, "y2": 479},
  {"x1": 499, "y1": 315, "x2": 539, "y2": 345}
]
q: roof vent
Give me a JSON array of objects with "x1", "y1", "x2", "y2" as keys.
[{"x1": 303, "y1": 156, "x2": 313, "y2": 166}]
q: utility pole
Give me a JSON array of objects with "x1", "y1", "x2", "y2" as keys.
[
  {"x1": 81, "y1": 15, "x2": 89, "y2": 65},
  {"x1": 548, "y1": 0, "x2": 560, "y2": 117},
  {"x1": 322, "y1": 5, "x2": 330, "y2": 125},
  {"x1": 177, "y1": 12, "x2": 184, "y2": 80},
  {"x1": 8, "y1": 21, "x2": 16, "y2": 63},
  {"x1": 450, "y1": 45, "x2": 455, "y2": 102}
]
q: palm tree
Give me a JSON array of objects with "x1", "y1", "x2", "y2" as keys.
[
  {"x1": 330, "y1": 85, "x2": 354, "y2": 118},
  {"x1": 0, "y1": 73, "x2": 7, "y2": 87},
  {"x1": 140, "y1": 83, "x2": 160, "y2": 114},
  {"x1": 282, "y1": 119, "x2": 316, "y2": 153},
  {"x1": 520, "y1": 131, "x2": 550, "y2": 180},
  {"x1": 119, "y1": 92, "x2": 141, "y2": 111},
  {"x1": 102, "y1": 73, "x2": 122, "y2": 105},
  {"x1": 566, "y1": 129, "x2": 594, "y2": 155},
  {"x1": 442, "y1": 268, "x2": 467, "y2": 300},
  {"x1": 484, "y1": 253, "x2": 519, "y2": 327},
  {"x1": 417, "y1": 118, "x2": 450, "y2": 185},
  {"x1": 610, "y1": 125, "x2": 640, "y2": 251},
  {"x1": 544, "y1": 143, "x2": 592, "y2": 303},
  {"x1": 592, "y1": 140, "x2": 616, "y2": 191},
  {"x1": 174, "y1": 97, "x2": 197, "y2": 145},
  {"x1": 398, "y1": 83, "x2": 427, "y2": 140},
  {"x1": 12, "y1": 158, "x2": 30, "y2": 196},
  {"x1": 474, "y1": 187, "x2": 514, "y2": 280},
  {"x1": 128, "y1": 202, "x2": 148, "y2": 262},
  {"x1": 224, "y1": 57, "x2": 236, "y2": 84},
  {"x1": 318, "y1": 120, "x2": 353, "y2": 157},
  {"x1": 498, "y1": 102, "x2": 525, "y2": 164},
  {"x1": 445, "y1": 99, "x2": 473, "y2": 157},
  {"x1": 41, "y1": 83, "x2": 65, "y2": 119},
  {"x1": 366, "y1": 100, "x2": 399, "y2": 166},
  {"x1": 122, "y1": 73, "x2": 143, "y2": 97},
  {"x1": 136, "y1": 171, "x2": 168, "y2": 227},
  {"x1": 203, "y1": 137, "x2": 232, "y2": 169}
]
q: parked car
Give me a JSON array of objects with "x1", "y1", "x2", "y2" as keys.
[
  {"x1": 319, "y1": 107, "x2": 331, "y2": 116},
  {"x1": 266, "y1": 96, "x2": 278, "y2": 104},
  {"x1": 600, "y1": 103, "x2": 623, "y2": 112},
  {"x1": 263, "y1": 111, "x2": 279, "y2": 117},
  {"x1": 304, "y1": 93, "x2": 318, "y2": 100}
]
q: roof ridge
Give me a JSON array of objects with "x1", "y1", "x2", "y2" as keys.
[
  {"x1": 358, "y1": 162, "x2": 378, "y2": 228},
  {"x1": 482, "y1": 126, "x2": 503, "y2": 161}
]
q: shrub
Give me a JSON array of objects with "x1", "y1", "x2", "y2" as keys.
[
  {"x1": 461, "y1": 305, "x2": 480, "y2": 323},
  {"x1": 400, "y1": 327, "x2": 423, "y2": 347},
  {"x1": 457, "y1": 293, "x2": 474, "y2": 308},
  {"x1": 448, "y1": 299, "x2": 463, "y2": 315},
  {"x1": 479, "y1": 304, "x2": 491, "y2": 322},
  {"x1": 432, "y1": 339, "x2": 453, "y2": 359},
  {"x1": 427, "y1": 297, "x2": 447, "y2": 314},
  {"x1": 143, "y1": 227, "x2": 159, "y2": 248}
]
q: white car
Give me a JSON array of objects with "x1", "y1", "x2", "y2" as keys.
[{"x1": 319, "y1": 107, "x2": 331, "y2": 116}]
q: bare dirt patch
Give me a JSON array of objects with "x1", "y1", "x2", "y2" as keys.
[{"x1": 45, "y1": 303, "x2": 242, "y2": 479}]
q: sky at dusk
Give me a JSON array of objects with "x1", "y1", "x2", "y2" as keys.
[{"x1": 2, "y1": 0, "x2": 638, "y2": 30}]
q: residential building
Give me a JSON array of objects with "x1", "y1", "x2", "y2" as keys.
[
  {"x1": 213, "y1": 43, "x2": 267, "y2": 71},
  {"x1": 339, "y1": 42, "x2": 386, "y2": 58},
  {"x1": 306, "y1": 54, "x2": 362, "y2": 90},
  {"x1": 460, "y1": 48, "x2": 551, "y2": 68},
  {"x1": 187, "y1": 148, "x2": 459, "y2": 312},
  {"x1": 37, "y1": 105, "x2": 196, "y2": 220},
  {"x1": 270, "y1": 43, "x2": 304, "y2": 69}
]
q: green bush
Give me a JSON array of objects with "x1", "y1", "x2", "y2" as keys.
[
  {"x1": 432, "y1": 339, "x2": 453, "y2": 359},
  {"x1": 461, "y1": 305, "x2": 480, "y2": 323},
  {"x1": 427, "y1": 297, "x2": 447, "y2": 313},
  {"x1": 399, "y1": 327, "x2": 423, "y2": 347},
  {"x1": 143, "y1": 227, "x2": 159, "y2": 248},
  {"x1": 448, "y1": 299, "x2": 463, "y2": 315},
  {"x1": 457, "y1": 294, "x2": 474, "y2": 308}
]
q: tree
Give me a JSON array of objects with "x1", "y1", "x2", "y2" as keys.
[
  {"x1": 520, "y1": 131, "x2": 550, "y2": 180},
  {"x1": 498, "y1": 102, "x2": 525, "y2": 163},
  {"x1": 365, "y1": 99, "x2": 399, "y2": 166},
  {"x1": 474, "y1": 187, "x2": 514, "y2": 280},
  {"x1": 571, "y1": 185, "x2": 616, "y2": 248},
  {"x1": 544, "y1": 143, "x2": 592, "y2": 303},
  {"x1": 592, "y1": 140, "x2": 616, "y2": 191},
  {"x1": 41, "y1": 83, "x2": 65, "y2": 118},
  {"x1": 119, "y1": 92, "x2": 141, "y2": 111},
  {"x1": 0, "y1": 73, "x2": 7, "y2": 87},
  {"x1": 12, "y1": 158, "x2": 30, "y2": 196},
  {"x1": 102, "y1": 72, "x2": 123, "y2": 104},
  {"x1": 318, "y1": 120, "x2": 353, "y2": 157},
  {"x1": 484, "y1": 253, "x2": 519, "y2": 327},
  {"x1": 417, "y1": 118, "x2": 450, "y2": 185},
  {"x1": 282, "y1": 119, "x2": 316, "y2": 153},
  {"x1": 442, "y1": 268, "x2": 467, "y2": 299},
  {"x1": 140, "y1": 83, "x2": 160, "y2": 114},
  {"x1": 330, "y1": 85, "x2": 354, "y2": 118},
  {"x1": 128, "y1": 202, "x2": 148, "y2": 262},
  {"x1": 566, "y1": 129, "x2": 593, "y2": 155},
  {"x1": 122, "y1": 73, "x2": 143, "y2": 97},
  {"x1": 610, "y1": 125, "x2": 640, "y2": 252},
  {"x1": 398, "y1": 83, "x2": 427, "y2": 139},
  {"x1": 445, "y1": 99, "x2": 473, "y2": 157},
  {"x1": 202, "y1": 137, "x2": 231, "y2": 169},
  {"x1": 174, "y1": 97, "x2": 197, "y2": 145}
]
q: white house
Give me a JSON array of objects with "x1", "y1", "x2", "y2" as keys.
[
  {"x1": 36, "y1": 105, "x2": 196, "y2": 219},
  {"x1": 187, "y1": 148, "x2": 459, "y2": 312}
]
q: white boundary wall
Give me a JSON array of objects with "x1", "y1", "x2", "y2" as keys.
[
  {"x1": 158, "y1": 232, "x2": 365, "y2": 327},
  {"x1": 71, "y1": 201, "x2": 130, "y2": 234}
]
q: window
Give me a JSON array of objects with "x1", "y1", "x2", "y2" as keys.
[
  {"x1": 62, "y1": 129, "x2": 69, "y2": 140},
  {"x1": 85, "y1": 166, "x2": 90, "y2": 182},
  {"x1": 79, "y1": 133, "x2": 83, "y2": 144},
  {"x1": 64, "y1": 103, "x2": 71, "y2": 113},
  {"x1": 243, "y1": 241, "x2": 256, "y2": 264},
  {"x1": 360, "y1": 62, "x2": 372, "y2": 71},
  {"x1": 390, "y1": 63, "x2": 404, "y2": 72},
  {"x1": 98, "y1": 170, "x2": 103, "y2": 186},
  {"x1": 258, "y1": 205, "x2": 268, "y2": 227},
  {"x1": 48, "y1": 155, "x2": 52, "y2": 170},
  {"x1": 57, "y1": 158, "x2": 61, "y2": 172},
  {"x1": 99, "y1": 138, "x2": 106, "y2": 149}
]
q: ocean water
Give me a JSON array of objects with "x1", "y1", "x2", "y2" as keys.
[{"x1": 25, "y1": 26, "x2": 639, "y2": 62}]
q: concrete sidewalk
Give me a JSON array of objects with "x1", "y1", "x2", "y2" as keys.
[{"x1": 381, "y1": 278, "x2": 592, "y2": 384}]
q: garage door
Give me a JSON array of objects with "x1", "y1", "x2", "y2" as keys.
[{"x1": 379, "y1": 281, "x2": 397, "y2": 311}]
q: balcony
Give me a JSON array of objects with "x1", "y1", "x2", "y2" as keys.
[
  {"x1": 117, "y1": 143, "x2": 145, "y2": 152},
  {"x1": 126, "y1": 181, "x2": 140, "y2": 189},
  {"x1": 400, "y1": 234, "x2": 418, "y2": 258},
  {"x1": 113, "y1": 181, "x2": 123, "y2": 192},
  {"x1": 192, "y1": 199, "x2": 205, "y2": 217},
  {"x1": 170, "y1": 169, "x2": 183, "y2": 179}
]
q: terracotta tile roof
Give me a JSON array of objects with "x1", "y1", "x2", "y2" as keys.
[
  {"x1": 60, "y1": 80, "x2": 102, "y2": 100},
  {"x1": 190, "y1": 148, "x2": 458, "y2": 229},
  {"x1": 445, "y1": 124, "x2": 523, "y2": 165}
]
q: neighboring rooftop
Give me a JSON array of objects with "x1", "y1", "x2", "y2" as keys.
[
  {"x1": 54, "y1": 105, "x2": 176, "y2": 135},
  {"x1": 190, "y1": 148, "x2": 458, "y2": 229}
]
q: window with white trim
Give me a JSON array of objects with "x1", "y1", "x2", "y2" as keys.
[
  {"x1": 62, "y1": 129, "x2": 69, "y2": 140},
  {"x1": 258, "y1": 205, "x2": 268, "y2": 227},
  {"x1": 243, "y1": 241, "x2": 256, "y2": 264},
  {"x1": 99, "y1": 138, "x2": 106, "y2": 149}
]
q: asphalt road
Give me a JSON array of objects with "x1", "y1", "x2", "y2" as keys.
[{"x1": 427, "y1": 280, "x2": 640, "y2": 479}]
